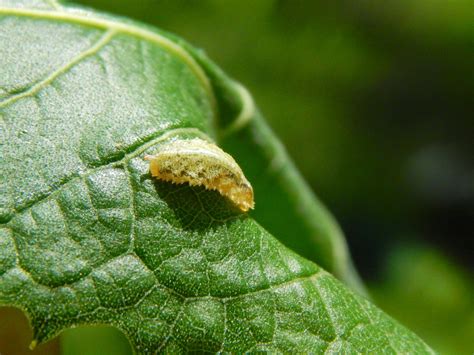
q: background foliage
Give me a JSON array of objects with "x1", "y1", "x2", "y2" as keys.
[{"x1": 1, "y1": 0, "x2": 472, "y2": 354}]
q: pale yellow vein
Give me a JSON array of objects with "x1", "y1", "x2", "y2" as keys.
[
  {"x1": 0, "y1": 6, "x2": 214, "y2": 111},
  {"x1": 0, "y1": 29, "x2": 116, "y2": 108}
]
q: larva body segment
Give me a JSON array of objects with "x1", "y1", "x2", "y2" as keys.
[{"x1": 144, "y1": 138, "x2": 254, "y2": 211}]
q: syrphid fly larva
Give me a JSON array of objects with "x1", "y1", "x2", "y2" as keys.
[{"x1": 144, "y1": 138, "x2": 254, "y2": 211}]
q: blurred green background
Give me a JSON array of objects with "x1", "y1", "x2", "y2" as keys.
[{"x1": 1, "y1": 0, "x2": 472, "y2": 354}]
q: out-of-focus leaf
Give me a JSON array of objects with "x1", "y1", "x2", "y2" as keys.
[
  {"x1": 371, "y1": 245, "x2": 474, "y2": 355},
  {"x1": 61, "y1": 326, "x2": 132, "y2": 355}
]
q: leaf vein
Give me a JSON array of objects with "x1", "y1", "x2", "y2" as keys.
[
  {"x1": 1, "y1": 128, "x2": 211, "y2": 224},
  {"x1": 0, "y1": 29, "x2": 116, "y2": 108},
  {"x1": 0, "y1": 6, "x2": 215, "y2": 112}
]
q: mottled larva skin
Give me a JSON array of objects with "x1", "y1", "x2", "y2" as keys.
[{"x1": 144, "y1": 138, "x2": 254, "y2": 211}]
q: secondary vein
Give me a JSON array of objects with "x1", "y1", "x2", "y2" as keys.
[
  {"x1": 3, "y1": 127, "x2": 212, "y2": 223},
  {"x1": 0, "y1": 29, "x2": 116, "y2": 108},
  {"x1": 0, "y1": 6, "x2": 215, "y2": 110}
]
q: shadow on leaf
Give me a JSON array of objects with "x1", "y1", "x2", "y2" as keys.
[{"x1": 152, "y1": 180, "x2": 244, "y2": 231}]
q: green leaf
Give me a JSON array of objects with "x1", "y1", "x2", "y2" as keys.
[{"x1": 0, "y1": 1, "x2": 433, "y2": 353}]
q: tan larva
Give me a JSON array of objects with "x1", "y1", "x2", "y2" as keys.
[{"x1": 144, "y1": 138, "x2": 254, "y2": 211}]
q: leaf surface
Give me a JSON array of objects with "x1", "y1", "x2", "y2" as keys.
[{"x1": 0, "y1": 1, "x2": 432, "y2": 353}]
